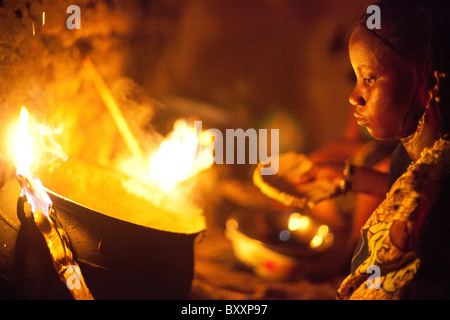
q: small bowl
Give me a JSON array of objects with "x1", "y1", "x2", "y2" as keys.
[{"x1": 225, "y1": 210, "x2": 335, "y2": 280}]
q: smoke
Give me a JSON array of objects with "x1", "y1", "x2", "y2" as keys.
[{"x1": 0, "y1": 0, "x2": 161, "y2": 168}]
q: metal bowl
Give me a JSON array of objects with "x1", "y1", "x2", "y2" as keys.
[
  {"x1": 225, "y1": 209, "x2": 336, "y2": 280},
  {"x1": 0, "y1": 159, "x2": 205, "y2": 299}
]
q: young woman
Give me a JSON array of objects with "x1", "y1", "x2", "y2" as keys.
[
  {"x1": 338, "y1": 0, "x2": 450, "y2": 299},
  {"x1": 302, "y1": 0, "x2": 450, "y2": 299}
]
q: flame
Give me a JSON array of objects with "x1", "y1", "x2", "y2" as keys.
[
  {"x1": 148, "y1": 119, "x2": 214, "y2": 192},
  {"x1": 13, "y1": 107, "x2": 34, "y2": 175},
  {"x1": 10, "y1": 109, "x2": 93, "y2": 299},
  {"x1": 11, "y1": 107, "x2": 68, "y2": 174},
  {"x1": 10, "y1": 106, "x2": 53, "y2": 217}
]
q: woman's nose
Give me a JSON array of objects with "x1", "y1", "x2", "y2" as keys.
[{"x1": 349, "y1": 87, "x2": 365, "y2": 107}]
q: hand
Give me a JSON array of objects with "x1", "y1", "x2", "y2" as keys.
[{"x1": 293, "y1": 161, "x2": 346, "y2": 189}]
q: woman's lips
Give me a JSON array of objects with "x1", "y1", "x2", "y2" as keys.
[{"x1": 354, "y1": 112, "x2": 369, "y2": 126}]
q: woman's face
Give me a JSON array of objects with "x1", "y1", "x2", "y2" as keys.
[{"x1": 348, "y1": 27, "x2": 421, "y2": 140}]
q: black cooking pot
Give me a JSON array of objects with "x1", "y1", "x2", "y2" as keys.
[{"x1": 0, "y1": 159, "x2": 205, "y2": 299}]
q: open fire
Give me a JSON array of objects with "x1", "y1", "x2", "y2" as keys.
[
  {"x1": 3, "y1": 44, "x2": 215, "y2": 298},
  {"x1": 10, "y1": 106, "x2": 93, "y2": 300},
  {"x1": 3, "y1": 102, "x2": 208, "y2": 299}
]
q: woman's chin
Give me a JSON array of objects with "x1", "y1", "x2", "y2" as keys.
[
  {"x1": 365, "y1": 127, "x2": 392, "y2": 141},
  {"x1": 366, "y1": 127, "x2": 376, "y2": 138}
]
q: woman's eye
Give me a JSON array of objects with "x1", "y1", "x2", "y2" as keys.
[{"x1": 363, "y1": 77, "x2": 376, "y2": 85}]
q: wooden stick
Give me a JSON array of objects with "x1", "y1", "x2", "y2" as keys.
[
  {"x1": 83, "y1": 57, "x2": 143, "y2": 159},
  {"x1": 18, "y1": 175, "x2": 94, "y2": 300}
]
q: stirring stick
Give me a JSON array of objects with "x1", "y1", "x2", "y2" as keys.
[{"x1": 83, "y1": 57, "x2": 143, "y2": 159}]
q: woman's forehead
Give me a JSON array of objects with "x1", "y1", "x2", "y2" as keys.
[{"x1": 349, "y1": 26, "x2": 402, "y2": 71}]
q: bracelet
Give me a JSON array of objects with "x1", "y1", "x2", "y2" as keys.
[{"x1": 339, "y1": 160, "x2": 354, "y2": 194}]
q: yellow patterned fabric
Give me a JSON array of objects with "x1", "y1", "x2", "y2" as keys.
[{"x1": 337, "y1": 136, "x2": 450, "y2": 300}]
